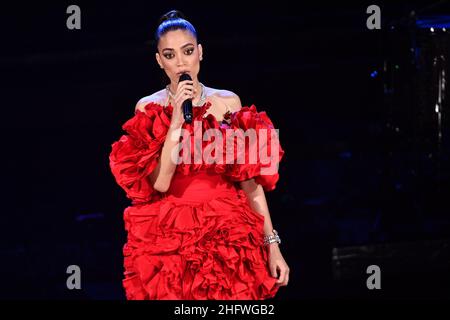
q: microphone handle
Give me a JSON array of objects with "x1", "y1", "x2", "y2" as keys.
[
  {"x1": 183, "y1": 99, "x2": 193, "y2": 124},
  {"x1": 178, "y1": 73, "x2": 193, "y2": 123}
]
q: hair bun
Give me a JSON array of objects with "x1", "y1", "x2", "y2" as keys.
[{"x1": 158, "y1": 9, "x2": 186, "y2": 25}]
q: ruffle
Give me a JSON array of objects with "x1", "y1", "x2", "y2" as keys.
[
  {"x1": 172, "y1": 102, "x2": 228, "y2": 176},
  {"x1": 109, "y1": 103, "x2": 171, "y2": 204},
  {"x1": 109, "y1": 102, "x2": 284, "y2": 204},
  {"x1": 122, "y1": 190, "x2": 279, "y2": 300},
  {"x1": 223, "y1": 105, "x2": 285, "y2": 191}
]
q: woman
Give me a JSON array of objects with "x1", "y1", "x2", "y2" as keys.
[{"x1": 109, "y1": 9, "x2": 290, "y2": 300}]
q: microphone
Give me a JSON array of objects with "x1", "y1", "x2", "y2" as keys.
[{"x1": 179, "y1": 73, "x2": 193, "y2": 123}]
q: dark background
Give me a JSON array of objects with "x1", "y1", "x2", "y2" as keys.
[{"x1": 1, "y1": 0, "x2": 449, "y2": 299}]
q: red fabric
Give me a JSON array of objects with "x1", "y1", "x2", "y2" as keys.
[
  {"x1": 109, "y1": 101, "x2": 284, "y2": 300},
  {"x1": 223, "y1": 105, "x2": 285, "y2": 191}
]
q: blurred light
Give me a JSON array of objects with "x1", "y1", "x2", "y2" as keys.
[
  {"x1": 430, "y1": 27, "x2": 435, "y2": 32},
  {"x1": 339, "y1": 151, "x2": 352, "y2": 159},
  {"x1": 395, "y1": 64, "x2": 399, "y2": 69},
  {"x1": 415, "y1": 16, "x2": 450, "y2": 29},
  {"x1": 76, "y1": 212, "x2": 105, "y2": 222}
]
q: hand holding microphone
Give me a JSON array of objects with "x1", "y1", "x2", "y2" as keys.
[
  {"x1": 179, "y1": 73, "x2": 193, "y2": 124},
  {"x1": 169, "y1": 73, "x2": 196, "y2": 128}
]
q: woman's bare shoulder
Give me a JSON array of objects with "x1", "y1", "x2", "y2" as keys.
[
  {"x1": 207, "y1": 87, "x2": 242, "y2": 112},
  {"x1": 207, "y1": 87, "x2": 237, "y2": 98},
  {"x1": 135, "y1": 89, "x2": 167, "y2": 112}
]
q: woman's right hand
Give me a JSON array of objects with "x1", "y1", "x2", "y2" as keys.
[{"x1": 170, "y1": 80, "x2": 197, "y2": 129}]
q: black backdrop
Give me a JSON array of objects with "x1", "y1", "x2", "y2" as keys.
[{"x1": 1, "y1": 0, "x2": 449, "y2": 299}]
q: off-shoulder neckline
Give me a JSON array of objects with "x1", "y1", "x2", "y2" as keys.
[
  {"x1": 139, "y1": 100, "x2": 230, "y2": 124},
  {"x1": 141, "y1": 100, "x2": 211, "y2": 109}
]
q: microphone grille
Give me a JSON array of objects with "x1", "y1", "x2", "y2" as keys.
[{"x1": 179, "y1": 73, "x2": 192, "y2": 82}]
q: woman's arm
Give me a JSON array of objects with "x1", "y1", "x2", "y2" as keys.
[
  {"x1": 240, "y1": 179, "x2": 276, "y2": 236},
  {"x1": 136, "y1": 80, "x2": 197, "y2": 193},
  {"x1": 134, "y1": 100, "x2": 183, "y2": 193},
  {"x1": 149, "y1": 125, "x2": 182, "y2": 192},
  {"x1": 240, "y1": 178, "x2": 290, "y2": 286}
]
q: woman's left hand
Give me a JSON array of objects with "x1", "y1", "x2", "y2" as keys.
[{"x1": 268, "y1": 244, "x2": 290, "y2": 286}]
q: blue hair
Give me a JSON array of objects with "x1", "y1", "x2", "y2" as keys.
[{"x1": 155, "y1": 10, "x2": 198, "y2": 51}]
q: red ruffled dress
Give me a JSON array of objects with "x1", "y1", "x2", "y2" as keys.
[{"x1": 109, "y1": 101, "x2": 284, "y2": 300}]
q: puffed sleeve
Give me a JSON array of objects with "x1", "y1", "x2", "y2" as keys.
[
  {"x1": 109, "y1": 103, "x2": 171, "y2": 204},
  {"x1": 224, "y1": 105, "x2": 285, "y2": 191}
]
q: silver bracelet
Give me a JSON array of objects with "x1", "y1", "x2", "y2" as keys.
[{"x1": 263, "y1": 229, "x2": 281, "y2": 246}]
